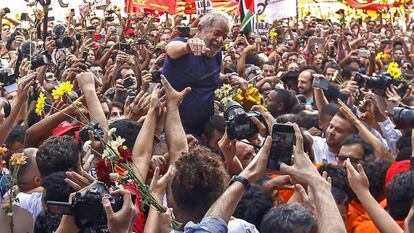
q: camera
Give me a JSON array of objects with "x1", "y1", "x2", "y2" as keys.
[
  {"x1": 224, "y1": 101, "x2": 265, "y2": 140},
  {"x1": 52, "y1": 24, "x2": 73, "y2": 49},
  {"x1": 79, "y1": 120, "x2": 105, "y2": 143},
  {"x1": 0, "y1": 68, "x2": 15, "y2": 86},
  {"x1": 47, "y1": 182, "x2": 125, "y2": 232},
  {"x1": 392, "y1": 107, "x2": 414, "y2": 129},
  {"x1": 151, "y1": 70, "x2": 161, "y2": 83},
  {"x1": 30, "y1": 53, "x2": 51, "y2": 69},
  {"x1": 1, "y1": 7, "x2": 10, "y2": 14},
  {"x1": 354, "y1": 73, "x2": 407, "y2": 97}
]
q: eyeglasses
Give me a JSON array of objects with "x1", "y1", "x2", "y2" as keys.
[{"x1": 335, "y1": 155, "x2": 361, "y2": 164}]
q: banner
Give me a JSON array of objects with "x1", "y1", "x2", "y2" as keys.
[
  {"x1": 195, "y1": 0, "x2": 213, "y2": 15},
  {"x1": 176, "y1": 0, "x2": 239, "y2": 15},
  {"x1": 256, "y1": 0, "x2": 297, "y2": 22},
  {"x1": 345, "y1": 0, "x2": 410, "y2": 11},
  {"x1": 130, "y1": 0, "x2": 177, "y2": 14}
]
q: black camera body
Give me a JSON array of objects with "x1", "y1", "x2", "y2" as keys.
[
  {"x1": 354, "y1": 73, "x2": 407, "y2": 97},
  {"x1": 79, "y1": 120, "x2": 105, "y2": 143},
  {"x1": 392, "y1": 107, "x2": 414, "y2": 129},
  {"x1": 47, "y1": 182, "x2": 124, "y2": 232},
  {"x1": 52, "y1": 24, "x2": 73, "y2": 49},
  {"x1": 224, "y1": 101, "x2": 265, "y2": 140},
  {"x1": 0, "y1": 68, "x2": 15, "y2": 86}
]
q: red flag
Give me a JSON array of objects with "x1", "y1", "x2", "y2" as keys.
[
  {"x1": 130, "y1": 0, "x2": 177, "y2": 14},
  {"x1": 346, "y1": 0, "x2": 409, "y2": 11}
]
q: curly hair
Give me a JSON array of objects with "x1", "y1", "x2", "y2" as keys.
[
  {"x1": 109, "y1": 119, "x2": 142, "y2": 151},
  {"x1": 361, "y1": 156, "x2": 391, "y2": 200},
  {"x1": 387, "y1": 171, "x2": 414, "y2": 220},
  {"x1": 318, "y1": 164, "x2": 353, "y2": 201},
  {"x1": 171, "y1": 145, "x2": 229, "y2": 222},
  {"x1": 36, "y1": 136, "x2": 80, "y2": 178}
]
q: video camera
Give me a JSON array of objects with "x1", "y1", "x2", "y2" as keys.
[
  {"x1": 224, "y1": 101, "x2": 265, "y2": 140},
  {"x1": 354, "y1": 73, "x2": 408, "y2": 97},
  {"x1": 47, "y1": 182, "x2": 127, "y2": 233}
]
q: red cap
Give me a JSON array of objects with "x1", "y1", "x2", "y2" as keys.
[
  {"x1": 125, "y1": 28, "x2": 134, "y2": 36},
  {"x1": 52, "y1": 121, "x2": 81, "y2": 141},
  {"x1": 385, "y1": 160, "x2": 410, "y2": 187}
]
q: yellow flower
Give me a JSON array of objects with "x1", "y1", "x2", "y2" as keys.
[
  {"x1": 0, "y1": 147, "x2": 8, "y2": 155},
  {"x1": 222, "y1": 84, "x2": 232, "y2": 94},
  {"x1": 35, "y1": 92, "x2": 46, "y2": 116},
  {"x1": 52, "y1": 81, "x2": 73, "y2": 100},
  {"x1": 221, "y1": 97, "x2": 233, "y2": 105},
  {"x1": 10, "y1": 153, "x2": 27, "y2": 166},
  {"x1": 388, "y1": 62, "x2": 399, "y2": 71},
  {"x1": 215, "y1": 89, "x2": 223, "y2": 99},
  {"x1": 376, "y1": 52, "x2": 383, "y2": 60}
]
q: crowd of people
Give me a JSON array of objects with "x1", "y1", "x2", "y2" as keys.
[{"x1": 1, "y1": 1, "x2": 414, "y2": 233}]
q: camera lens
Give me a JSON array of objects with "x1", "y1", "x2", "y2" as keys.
[
  {"x1": 393, "y1": 107, "x2": 414, "y2": 129},
  {"x1": 224, "y1": 101, "x2": 245, "y2": 122}
]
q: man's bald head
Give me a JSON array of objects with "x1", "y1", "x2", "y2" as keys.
[{"x1": 17, "y1": 148, "x2": 41, "y2": 192}]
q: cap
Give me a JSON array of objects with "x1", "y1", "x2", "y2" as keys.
[{"x1": 385, "y1": 160, "x2": 410, "y2": 187}]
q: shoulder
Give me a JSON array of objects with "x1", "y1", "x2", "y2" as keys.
[{"x1": 228, "y1": 218, "x2": 259, "y2": 233}]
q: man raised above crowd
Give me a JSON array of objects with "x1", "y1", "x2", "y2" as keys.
[{"x1": 163, "y1": 13, "x2": 229, "y2": 135}]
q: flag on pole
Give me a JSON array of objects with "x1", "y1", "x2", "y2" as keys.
[{"x1": 240, "y1": 0, "x2": 255, "y2": 35}]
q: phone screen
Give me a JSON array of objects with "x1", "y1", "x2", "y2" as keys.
[
  {"x1": 268, "y1": 124, "x2": 295, "y2": 171},
  {"x1": 312, "y1": 76, "x2": 330, "y2": 90}
]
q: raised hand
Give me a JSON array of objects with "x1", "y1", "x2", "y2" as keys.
[
  {"x1": 160, "y1": 75, "x2": 191, "y2": 107},
  {"x1": 186, "y1": 37, "x2": 210, "y2": 56},
  {"x1": 103, "y1": 189, "x2": 137, "y2": 233},
  {"x1": 345, "y1": 159, "x2": 369, "y2": 194}
]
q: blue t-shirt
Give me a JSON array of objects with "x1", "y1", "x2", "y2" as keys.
[{"x1": 162, "y1": 37, "x2": 221, "y2": 135}]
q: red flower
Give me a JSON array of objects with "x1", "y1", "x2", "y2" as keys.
[
  {"x1": 118, "y1": 146, "x2": 132, "y2": 163},
  {"x1": 95, "y1": 160, "x2": 114, "y2": 186}
]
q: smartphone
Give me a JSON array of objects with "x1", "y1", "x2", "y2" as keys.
[
  {"x1": 137, "y1": 39, "x2": 147, "y2": 45},
  {"x1": 119, "y1": 43, "x2": 131, "y2": 53},
  {"x1": 268, "y1": 123, "x2": 295, "y2": 171},
  {"x1": 313, "y1": 75, "x2": 330, "y2": 90},
  {"x1": 151, "y1": 70, "x2": 162, "y2": 83},
  {"x1": 20, "y1": 13, "x2": 29, "y2": 21},
  {"x1": 4, "y1": 82, "x2": 17, "y2": 93},
  {"x1": 123, "y1": 77, "x2": 134, "y2": 88},
  {"x1": 46, "y1": 201, "x2": 73, "y2": 215},
  {"x1": 358, "y1": 50, "x2": 369, "y2": 58}
]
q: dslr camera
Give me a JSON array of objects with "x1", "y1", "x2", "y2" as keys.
[
  {"x1": 354, "y1": 73, "x2": 408, "y2": 97},
  {"x1": 20, "y1": 41, "x2": 51, "y2": 70},
  {"x1": 52, "y1": 24, "x2": 73, "y2": 49},
  {"x1": 79, "y1": 120, "x2": 105, "y2": 143},
  {"x1": 391, "y1": 107, "x2": 414, "y2": 129},
  {"x1": 224, "y1": 101, "x2": 265, "y2": 140},
  {"x1": 47, "y1": 182, "x2": 125, "y2": 233}
]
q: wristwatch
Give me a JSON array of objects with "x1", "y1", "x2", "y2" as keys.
[{"x1": 229, "y1": 175, "x2": 251, "y2": 191}]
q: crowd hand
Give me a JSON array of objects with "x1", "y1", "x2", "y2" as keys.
[
  {"x1": 141, "y1": 73, "x2": 152, "y2": 92},
  {"x1": 125, "y1": 91, "x2": 151, "y2": 120},
  {"x1": 186, "y1": 134, "x2": 199, "y2": 148},
  {"x1": 0, "y1": 8, "x2": 8, "y2": 18},
  {"x1": 103, "y1": 189, "x2": 137, "y2": 233},
  {"x1": 76, "y1": 72, "x2": 95, "y2": 91},
  {"x1": 149, "y1": 85, "x2": 165, "y2": 113},
  {"x1": 19, "y1": 59, "x2": 31, "y2": 77},
  {"x1": 115, "y1": 52, "x2": 130, "y2": 66},
  {"x1": 80, "y1": 38, "x2": 93, "y2": 54},
  {"x1": 150, "y1": 154, "x2": 168, "y2": 175},
  {"x1": 341, "y1": 80, "x2": 359, "y2": 95},
  {"x1": 218, "y1": 130, "x2": 237, "y2": 162},
  {"x1": 386, "y1": 85, "x2": 402, "y2": 109},
  {"x1": 150, "y1": 165, "x2": 175, "y2": 201},
  {"x1": 13, "y1": 35, "x2": 25, "y2": 48},
  {"x1": 159, "y1": 208, "x2": 175, "y2": 233},
  {"x1": 160, "y1": 75, "x2": 191, "y2": 107},
  {"x1": 114, "y1": 79, "x2": 127, "y2": 94},
  {"x1": 262, "y1": 175, "x2": 293, "y2": 192},
  {"x1": 45, "y1": 39, "x2": 57, "y2": 55},
  {"x1": 67, "y1": 62, "x2": 88, "y2": 82},
  {"x1": 229, "y1": 74, "x2": 248, "y2": 90},
  {"x1": 239, "y1": 135, "x2": 272, "y2": 183},
  {"x1": 345, "y1": 158, "x2": 369, "y2": 196},
  {"x1": 295, "y1": 171, "x2": 331, "y2": 215},
  {"x1": 186, "y1": 37, "x2": 211, "y2": 56},
  {"x1": 46, "y1": 100, "x2": 67, "y2": 116},
  {"x1": 243, "y1": 44, "x2": 256, "y2": 54},
  {"x1": 65, "y1": 170, "x2": 95, "y2": 191},
  {"x1": 280, "y1": 124, "x2": 326, "y2": 186},
  {"x1": 103, "y1": 65, "x2": 115, "y2": 86},
  {"x1": 66, "y1": 53, "x2": 79, "y2": 67},
  {"x1": 338, "y1": 99, "x2": 360, "y2": 124},
  {"x1": 360, "y1": 92, "x2": 386, "y2": 123},
  {"x1": 251, "y1": 105, "x2": 275, "y2": 135},
  {"x1": 16, "y1": 73, "x2": 35, "y2": 102}
]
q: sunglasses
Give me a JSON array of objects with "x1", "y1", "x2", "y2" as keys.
[{"x1": 335, "y1": 155, "x2": 361, "y2": 164}]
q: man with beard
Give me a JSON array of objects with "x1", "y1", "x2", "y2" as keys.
[
  {"x1": 163, "y1": 13, "x2": 229, "y2": 135},
  {"x1": 297, "y1": 69, "x2": 315, "y2": 108},
  {"x1": 312, "y1": 111, "x2": 357, "y2": 163}
]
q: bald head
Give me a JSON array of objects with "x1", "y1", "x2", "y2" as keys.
[{"x1": 17, "y1": 148, "x2": 41, "y2": 192}]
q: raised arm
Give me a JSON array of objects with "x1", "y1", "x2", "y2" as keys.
[
  {"x1": 161, "y1": 76, "x2": 191, "y2": 166},
  {"x1": 345, "y1": 160, "x2": 403, "y2": 233},
  {"x1": 76, "y1": 72, "x2": 108, "y2": 131},
  {"x1": 281, "y1": 124, "x2": 347, "y2": 233},
  {"x1": 165, "y1": 38, "x2": 207, "y2": 60},
  {"x1": 131, "y1": 88, "x2": 163, "y2": 183},
  {"x1": 0, "y1": 75, "x2": 33, "y2": 145}
]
